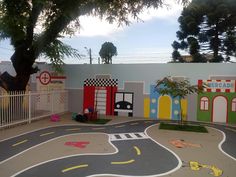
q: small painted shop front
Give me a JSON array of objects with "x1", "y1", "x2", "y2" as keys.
[
  {"x1": 197, "y1": 80, "x2": 236, "y2": 123},
  {"x1": 83, "y1": 78, "x2": 118, "y2": 115},
  {"x1": 144, "y1": 85, "x2": 187, "y2": 120}
]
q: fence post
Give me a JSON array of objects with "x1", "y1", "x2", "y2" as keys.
[
  {"x1": 51, "y1": 90, "x2": 54, "y2": 115},
  {"x1": 28, "y1": 91, "x2": 31, "y2": 123}
]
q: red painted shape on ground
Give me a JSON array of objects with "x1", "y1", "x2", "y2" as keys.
[{"x1": 65, "y1": 141, "x2": 90, "y2": 148}]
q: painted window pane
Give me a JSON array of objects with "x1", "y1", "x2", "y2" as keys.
[
  {"x1": 200, "y1": 97, "x2": 209, "y2": 111},
  {"x1": 205, "y1": 101, "x2": 209, "y2": 110},
  {"x1": 232, "y1": 98, "x2": 236, "y2": 112},
  {"x1": 116, "y1": 93, "x2": 123, "y2": 102},
  {"x1": 124, "y1": 93, "x2": 133, "y2": 103}
]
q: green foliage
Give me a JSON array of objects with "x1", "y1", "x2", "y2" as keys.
[
  {"x1": 172, "y1": 0, "x2": 236, "y2": 62},
  {"x1": 155, "y1": 76, "x2": 203, "y2": 122},
  {"x1": 99, "y1": 42, "x2": 117, "y2": 64},
  {"x1": 0, "y1": 0, "x2": 189, "y2": 68},
  {"x1": 0, "y1": 0, "x2": 190, "y2": 91},
  {"x1": 41, "y1": 38, "x2": 80, "y2": 73},
  {"x1": 155, "y1": 76, "x2": 201, "y2": 99}
]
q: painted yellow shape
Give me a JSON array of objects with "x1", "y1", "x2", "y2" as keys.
[
  {"x1": 181, "y1": 99, "x2": 188, "y2": 121},
  {"x1": 210, "y1": 166, "x2": 223, "y2": 177},
  {"x1": 143, "y1": 98, "x2": 150, "y2": 118},
  {"x1": 62, "y1": 164, "x2": 88, "y2": 173},
  {"x1": 12, "y1": 139, "x2": 28, "y2": 147},
  {"x1": 190, "y1": 161, "x2": 201, "y2": 171},
  {"x1": 158, "y1": 96, "x2": 171, "y2": 120},
  {"x1": 133, "y1": 146, "x2": 141, "y2": 155},
  {"x1": 40, "y1": 132, "x2": 55, "y2": 137},
  {"x1": 111, "y1": 159, "x2": 135, "y2": 165},
  {"x1": 189, "y1": 161, "x2": 223, "y2": 177}
]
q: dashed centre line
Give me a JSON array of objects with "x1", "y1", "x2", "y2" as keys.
[
  {"x1": 40, "y1": 132, "x2": 55, "y2": 137},
  {"x1": 225, "y1": 127, "x2": 236, "y2": 132},
  {"x1": 133, "y1": 146, "x2": 141, "y2": 155},
  {"x1": 12, "y1": 139, "x2": 28, "y2": 147},
  {"x1": 111, "y1": 159, "x2": 135, "y2": 165},
  {"x1": 66, "y1": 128, "x2": 80, "y2": 131},
  {"x1": 92, "y1": 127, "x2": 105, "y2": 130},
  {"x1": 62, "y1": 164, "x2": 88, "y2": 173},
  {"x1": 130, "y1": 122, "x2": 139, "y2": 125},
  {"x1": 115, "y1": 125, "x2": 126, "y2": 128}
]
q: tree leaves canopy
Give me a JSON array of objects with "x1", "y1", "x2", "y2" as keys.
[
  {"x1": 0, "y1": 0, "x2": 189, "y2": 64},
  {"x1": 99, "y1": 42, "x2": 117, "y2": 64},
  {"x1": 0, "y1": 0, "x2": 189, "y2": 91},
  {"x1": 155, "y1": 76, "x2": 201, "y2": 99},
  {"x1": 172, "y1": 0, "x2": 236, "y2": 63}
]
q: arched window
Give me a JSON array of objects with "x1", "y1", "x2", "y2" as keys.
[
  {"x1": 232, "y1": 98, "x2": 236, "y2": 112},
  {"x1": 200, "y1": 97, "x2": 209, "y2": 111}
]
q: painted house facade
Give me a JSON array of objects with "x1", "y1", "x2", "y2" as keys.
[{"x1": 197, "y1": 80, "x2": 236, "y2": 123}]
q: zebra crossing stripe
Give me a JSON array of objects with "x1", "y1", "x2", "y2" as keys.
[{"x1": 109, "y1": 132, "x2": 148, "y2": 141}]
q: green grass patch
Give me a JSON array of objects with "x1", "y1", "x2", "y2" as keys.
[
  {"x1": 159, "y1": 122, "x2": 208, "y2": 133},
  {"x1": 86, "y1": 118, "x2": 111, "y2": 125}
]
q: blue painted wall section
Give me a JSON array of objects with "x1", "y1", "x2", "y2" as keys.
[{"x1": 149, "y1": 85, "x2": 183, "y2": 120}]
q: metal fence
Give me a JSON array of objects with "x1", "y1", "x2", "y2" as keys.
[{"x1": 0, "y1": 90, "x2": 68, "y2": 128}]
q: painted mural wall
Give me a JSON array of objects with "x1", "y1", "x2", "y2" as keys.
[
  {"x1": 39, "y1": 64, "x2": 236, "y2": 123},
  {"x1": 51, "y1": 64, "x2": 236, "y2": 122},
  {"x1": 2, "y1": 63, "x2": 235, "y2": 122}
]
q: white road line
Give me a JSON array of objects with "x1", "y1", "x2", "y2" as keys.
[
  {"x1": 208, "y1": 127, "x2": 236, "y2": 161},
  {"x1": 109, "y1": 132, "x2": 149, "y2": 141}
]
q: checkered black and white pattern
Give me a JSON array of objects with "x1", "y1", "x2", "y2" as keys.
[{"x1": 84, "y1": 78, "x2": 118, "y2": 87}]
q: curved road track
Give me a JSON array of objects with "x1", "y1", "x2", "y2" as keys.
[{"x1": 0, "y1": 120, "x2": 235, "y2": 177}]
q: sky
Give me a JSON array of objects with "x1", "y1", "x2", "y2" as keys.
[{"x1": 0, "y1": 2, "x2": 184, "y2": 64}]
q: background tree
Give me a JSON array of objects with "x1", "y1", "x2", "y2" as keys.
[
  {"x1": 155, "y1": 76, "x2": 202, "y2": 123},
  {"x1": 99, "y1": 42, "x2": 117, "y2": 64},
  {"x1": 0, "y1": 0, "x2": 189, "y2": 91},
  {"x1": 172, "y1": 0, "x2": 236, "y2": 63}
]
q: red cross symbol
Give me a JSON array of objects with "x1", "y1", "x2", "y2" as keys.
[{"x1": 39, "y1": 71, "x2": 51, "y2": 85}]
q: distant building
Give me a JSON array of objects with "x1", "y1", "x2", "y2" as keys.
[{"x1": 181, "y1": 54, "x2": 213, "y2": 62}]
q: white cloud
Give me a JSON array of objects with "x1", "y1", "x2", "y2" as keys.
[
  {"x1": 78, "y1": 2, "x2": 182, "y2": 37},
  {"x1": 78, "y1": 16, "x2": 124, "y2": 37}
]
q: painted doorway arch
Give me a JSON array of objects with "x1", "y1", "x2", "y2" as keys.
[
  {"x1": 158, "y1": 95, "x2": 171, "y2": 120},
  {"x1": 212, "y1": 96, "x2": 227, "y2": 123}
]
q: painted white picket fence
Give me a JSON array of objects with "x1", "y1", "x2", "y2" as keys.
[{"x1": 0, "y1": 90, "x2": 68, "y2": 128}]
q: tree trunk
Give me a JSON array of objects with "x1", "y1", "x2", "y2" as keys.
[
  {"x1": 213, "y1": 23, "x2": 220, "y2": 60},
  {"x1": 0, "y1": 45, "x2": 38, "y2": 91},
  {"x1": 179, "y1": 97, "x2": 183, "y2": 125}
]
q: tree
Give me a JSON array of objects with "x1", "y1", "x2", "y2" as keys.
[
  {"x1": 155, "y1": 76, "x2": 202, "y2": 123},
  {"x1": 99, "y1": 42, "x2": 117, "y2": 64},
  {"x1": 172, "y1": 0, "x2": 236, "y2": 63},
  {"x1": 0, "y1": 0, "x2": 189, "y2": 91}
]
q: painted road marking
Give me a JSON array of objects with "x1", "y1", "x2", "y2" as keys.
[
  {"x1": 109, "y1": 132, "x2": 148, "y2": 141},
  {"x1": 134, "y1": 146, "x2": 141, "y2": 155},
  {"x1": 115, "y1": 125, "x2": 126, "y2": 128},
  {"x1": 62, "y1": 164, "x2": 88, "y2": 173},
  {"x1": 40, "y1": 132, "x2": 55, "y2": 137},
  {"x1": 111, "y1": 159, "x2": 135, "y2": 165},
  {"x1": 92, "y1": 127, "x2": 105, "y2": 130},
  {"x1": 225, "y1": 127, "x2": 236, "y2": 132},
  {"x1": 66, "y1": 128, "x2": 80, "y2": 131},
  {"x1": 12, "y1": 140, "x2": 28, "y2": 147},
  {"x1": 145, "y1": 121, "x2": 153, "y2": 124},
  {"x1": 130, "y1": 122, "x2": 139, "y2": 125}
]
